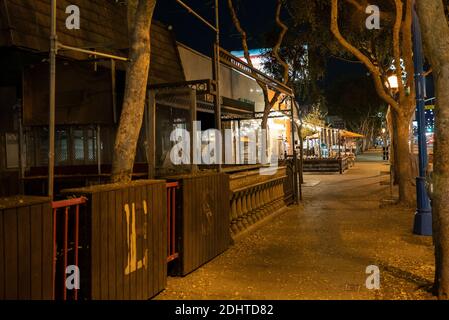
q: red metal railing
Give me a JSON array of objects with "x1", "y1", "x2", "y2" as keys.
[
  {"x1": 52, "y1": 197, "x2": 87, "y2": 300},
  {"x1": 166, "y1": 182, "x2": 179, "y2": 262}
]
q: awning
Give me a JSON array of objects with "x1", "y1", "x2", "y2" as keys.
[
  {"x1": 306, "y1": 133, "x2": 320, "y2": 139},
  {"x1": 340, "y1": 130, "x2": 365, "y2": 138}
]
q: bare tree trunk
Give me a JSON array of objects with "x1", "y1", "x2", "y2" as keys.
[
  {"x1": 387, "y1": 107, "x2": 400, "y2": 185},
  {"x1": 331, "y1": 0, "x2": 416, "y2": 205},
  {"x1": 417, "y1": 0, "x2": 449, "y2": 299},
  {"x1": 111, "y1": 0, "x2": 156, "y2": 183},
  {"x1": 394, "y1": 111, "x2": 415, "y2": 206},
  {"x1": 432, "y1": 65, "x2": 449, "y2": 298}
]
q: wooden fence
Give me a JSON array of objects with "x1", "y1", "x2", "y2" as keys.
[
  {"x1": 0, "y1": 196, "x2": 53, "y2": 300},
  {"x1": 62, "y1": 180, "x2": 167, "y2": 300},
  {"x1": 168, "y1": 172, "x2": 231, "y2": 276}
]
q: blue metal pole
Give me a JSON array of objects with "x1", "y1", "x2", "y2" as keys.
[{"x1": 412, "y1": 1, "x2": 432, "y2": 236}]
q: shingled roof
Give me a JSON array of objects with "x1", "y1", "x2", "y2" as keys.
[{"x1": 0, "y1": 0, "x2": 185, "y2": 84}]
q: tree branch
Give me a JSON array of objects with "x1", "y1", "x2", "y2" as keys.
[
  {"x1": 402, "y1": 0, "x2": 415, "y2": 102},
  {"x1": 330, "y1": 0, "x2": 399, "y2": 111},
  {"x1": 344, "y1": 0, "x2": 364, "y2": 12},
  {"x1": 273, "y1": 0, "x2": 289, "y2": 84},
  {"x1": 227, "y1": 0, "x2": 289, "y2": 129},
  {"x1": 393, "y1": 0, "x2": 405, "y2": 98}
]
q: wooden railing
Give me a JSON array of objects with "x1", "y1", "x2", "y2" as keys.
[{"x1": 229, "y1": 175, "x2": 286, "y2": 236}]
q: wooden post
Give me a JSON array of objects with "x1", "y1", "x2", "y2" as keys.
[
  {"x1": 338, "y1": 129, "x2": 342, "y2": 158},
  {"x1": 290, "y1": 97, "x2": 299, "y2": 204},
  {"x1": 17, "y1": 100, "x2": 25, "y2": 194},
  {"x1": 48, "y1": 0, "x2": 57, "y2": 198},
  {"x1": 189, "y1": 88, "x2": 198, "y2": 173},
  {"x1": 237, "y1": 120, "x2": 241, "y2": 164}
]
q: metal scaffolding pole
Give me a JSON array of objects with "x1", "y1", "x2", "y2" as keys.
[
  {"x1": 48, "y1": 0, "x2": 57, "y2": 198},
  {"x1": 57, "y1": 43, "x2": 129, "y2": 61},
  {"x1": 175, "y1": 0, "x2": 218, "y2": 32},
  {"x1": 48, "y1": 0, "x2": 128, "y2": 198},
  {"x1": 290, "y1": 97, "x2": 299, "y2": 204},
  {"x1": 214, "y1": 0, "x2": 222, "y2": 172}
]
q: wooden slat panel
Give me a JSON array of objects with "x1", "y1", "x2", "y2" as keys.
[
  {"x1": 115, "y1": 188, "x2": 124, "y2": 300},
  {"x1": 107, "y1": 191, "x2": 116, "y2": 300},
  {"x1": 0, "y1": 209, "x2": 5, "y2": 299},
  {"x1": 212, "y1": 174, "x2": 218, "y2": 260},
  {"x1": 196, "y1": 177, "x2": 202, "y2": 270},
  {"x1": 99, "y1": 191, "x2": 109, "y2": 299},
  {"x1": 90, "y1": 193, "x2": 101, "y2": 300},
  {"x1": 30, "y1": 204, "x2": 43, "y2": 300},
  {"x1": 140, "y1": 185, "x2": 148, "y2": 299},
  {"x1": 4, "y1": 208, "x2": 18, "y2": 299},
  {"x1": 190, "y1": 178, "x2": 196, "y2": 273},
  {"x1": 173, "y1": 174, "x2": 231, "y2": 276},
  {"x1": 61, "y1": 180, "x2": 168, "y2": 300},
  {"x1": 159, "y1": 183, "x2": 167, "y2": 293},
  {"x1": 161, "y1": 183, "x2": 168, "y2": 291},
  {"x1": 128, "y1": 187, "x2": 136, "y2": 300},
  {"x1": 17, "y1": 206, "x2": 31, "y2": 299},
  {"x1": 135, "y1": 186, "x2": 143, "y2": 300},
  {"x1": 122, "y1": 187, "x2": 130, "y2": 300},
  {"x1": 182, "y1": 179, "x2": 190, "y2": 274},
  {"x1": 149, "y1": 184, "x2": 155, "y2": 297},
  {"x1": 40, "y1": 201, "x2": 53, "y2": 300},
  {"x1": 152, "y1": 183, "x2": 159, "y2": 296},
  {"x1": 0, "y1": 199, "x2": 52, "y2": 300}
]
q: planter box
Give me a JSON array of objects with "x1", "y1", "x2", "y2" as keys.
[
  {"x1": 303, "y1": 157, "x2": 349, "y2": 174},
  {"x1": 167, "y1": 172, "x2": 231, "y2": 276},
  {"x1": 0, "y1": 196, "x2": 52, "y2": 300},
  {"x1": 62, "y1": 180, "x2": 167, "y2": 300}
]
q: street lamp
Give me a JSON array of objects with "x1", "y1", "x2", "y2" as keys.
[
  {"x1": 387, "y1": 75, "x2": 399, "y2": 90},
  {"x1": 412, "y1": 1, "x2": 432, "y2": 236}
]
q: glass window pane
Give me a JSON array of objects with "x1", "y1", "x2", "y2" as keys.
[
  {"x1": 73, "y1": 129, "x2": 84, "y2": 161},
  {"x1": 55, "y1": 128, "x2": 68, "y2": 164}
]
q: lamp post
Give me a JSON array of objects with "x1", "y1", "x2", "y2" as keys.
[
  {"x1": 385, "y1": 76, "x2": 398, "y2": 163},
  {"x1": 412, "y1": 1, "x2": 432, "y2": 236}
]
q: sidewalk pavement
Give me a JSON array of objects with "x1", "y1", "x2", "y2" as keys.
[{"x1": 156, "y1": 150, "x2": 435, "y2": 300}]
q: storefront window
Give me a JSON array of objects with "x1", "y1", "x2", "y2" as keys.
[
  {"x1": 5, "y1": 133, "x2": 19, "y2": 169},
  {"x1": 55, "y1": 129, "x2": 68, "y2": 164},
  {"x1": 73, "y1": 129, "x2": 85, "y2": 162}
]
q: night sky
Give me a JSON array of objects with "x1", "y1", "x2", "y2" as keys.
[
  {"x1": 154, "y1": 0, "x2": 435, "y2": 101},
  {"x1": 154, "y1": 0, "x2": 279, "y2": 55}
]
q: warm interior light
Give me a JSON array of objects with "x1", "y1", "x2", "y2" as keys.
[{"x1": 387, "y1": 75, "x2": 399, "y2": 89}]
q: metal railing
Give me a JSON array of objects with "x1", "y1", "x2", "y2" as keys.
[
  {"x1": 166, "y1": 182, "x2": 179, "y2": 263},
  {"x1": 52, "y1": 197, "x2": 87, "y2": 300}
]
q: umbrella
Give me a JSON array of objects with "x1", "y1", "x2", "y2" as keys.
[{"x1": 340, "y1": 130, "x2": 365, "y2": 138}]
